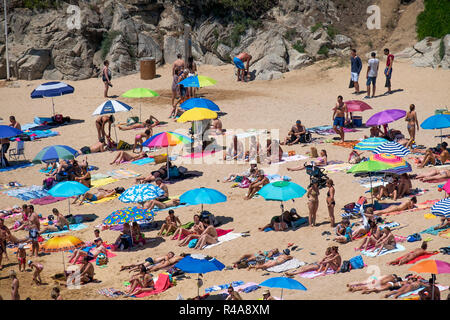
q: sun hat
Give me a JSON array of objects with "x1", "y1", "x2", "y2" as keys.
[{"x1": 263, "y1": 289, "x2": 270, "y2": 295}]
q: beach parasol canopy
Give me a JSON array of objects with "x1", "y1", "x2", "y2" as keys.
[
  {"x1": 33, "y1": 145, "x2": 79, "y2": 164},
  {"x1": 31, "y1": 81, "x2": 74, "y2": 116},
  {"x1": 369, "y1": 153, "x2": 412, "y2": 174},
  {"x1": 103, "y1": 206, "x2": 155, "y2": 226},
  {"x1": 354, "y1": 137, "x2": 389, "y2": 151},
  {"x1": 48, "y1": 181, "x2": 90, "y2": 214},
  {"x1": 259, "y1": 277, "x2": 307, "y2": 300},
  {"x1": 430, "y1": 198, "x2": 450, "y2": 218},
  {"x1": 179, "y1": 187, "x2": 227, "y2": 212},
  {"x1": 177, "y1": 108, "x2": 218, "y2": 123},
  {"x1": 180, "y1": 98, "x2": 220, "y2": 112},
  {"x1": 178, "y1": 75, "x2": 217, "y2": 88},
  {"x1": 258, "y1": 181, "x2": 307, "y2": 215},
  {"x1": 0, "y1": 125, "x2": 23, "y2": 167},
  {"x1": 118, "y1": 184, "x2": 165, "y2": 204},
  {"x1": 366, "y1": 109, "x2": 406, "y2": 126},
  {"x1": 408, "y1": 259, "x2": 450, "y2": 299},
  {"x1": 345, "y1": 100, "x2": 372, "y2": 112},
  {"x1": 420, "y1": 114, "x2": 450, "y2": 143},
  {"x1": 40, "y1": 235, "x2": 85, "y2": 271},
  {"x1": 92, "y1": 100, "x2": 132, "y2": 116},
  {"x1": 121, "y1": 88, "x2": 160, "y2": 121},
  {"x1": 372, "y1": 141, "x2": 411, "y2": 157}
]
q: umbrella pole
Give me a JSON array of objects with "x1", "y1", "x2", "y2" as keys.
[
  {"x1": 52, "y1": 97, "x2": 55, "y2": 116},
  {"x1": 68, "y1": 197, "x2": 71, "y2": 215},
  {"x1": 370, "y1": 172, "x2": 374, "y2": 205},
  {"x1": 281, "y1": 288, "x2": 283, "y2": 300},
  {"x1": 113, "y1": 123, "x2": 118, "y2": 144},
  {"x1": 166, "y1": 146, "x2": 170, "y2": 179},
  {"x1": 140, "y1": 103, "x2": 142, "y2": 123}
]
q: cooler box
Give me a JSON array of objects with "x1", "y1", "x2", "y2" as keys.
[{"x1": 352, "y1": 116, "x2": 363, "y2": 127}]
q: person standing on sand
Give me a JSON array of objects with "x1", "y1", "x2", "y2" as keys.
[
  {"x1": 405, "y1": 104, "x2": 419, "y2": 148},
  {"x1": 384, "y1": 48, "x2": 394, "y2": 95},
  {"x1": 102, "y1": 60, "x2": 112, "y2": 98},
  {"x1": 365, "y1": 52, "x2": 379, "y2": 99},
  {"x1": 350, "y1": 49, "x2": 362, "y2": 94},
  {"x1": 28, "y1": 206, "x2": 40, "y2": 258},
  {"x1": 332, "y1": 95, "x2": 349, "y2": 142},
  {"x1": 233, "y1": 52, "x2": 252, "y2": 82},
  {"x1": 172, "y1": 53, "x2": 185, "y2": 75}
]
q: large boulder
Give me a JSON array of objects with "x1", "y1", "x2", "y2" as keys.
[
  {"x1": 252, "y1": 54, "x2": 287, "y2": 80},
  {"x1": 216, "y1": 43, "x2": 232, "y2": 62},
  {"x1": 203, "y1": 52, "x2": 226, "y2": 66},
  {"x1": 247, "y1": 29, "x2": 287, "y2": 64},
  {"x1": 138, "y1": 32, "x2": 163, "y2": 64},
  {"x1": 105, "y1": 34, "x2": 136, "y2": 76},
  {"x1": 15, "y1": 48, "x2": 51, "y2": 80},
  {"x1": 305, "y1": 28, "x2": 331, "y2": 57},
  {"x1": 287, "y1": 46, "x2": 314, "y2": 70},
  {"x1": 440, "y1": 34, "x2": 450, "y2": 69},
  {"x1": 411, "y1": 37, "x2": 441, "y2": 68},
  {"x1": 158, "y1": 4, "x2": 184, "y2": 31},
  {"x1": 332, "y1": 34, "x2": 352, "y2": 49},
  {"x1": 195, "y1": 20, "x2": 221, "y2": 52}
]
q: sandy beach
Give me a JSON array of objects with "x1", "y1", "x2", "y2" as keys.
[{"x1": 0, "y1": 59, "x2": 449, "y2": 300}]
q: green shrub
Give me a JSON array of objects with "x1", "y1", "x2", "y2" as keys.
[
  {"x1": 101, "y1": 31, "x2": 121, "y2": 59},
  {"x1": 439, "y1": 38, "x2": 445, "y2": 61},
  {"x1": 311, "y1": 22, "x2": 323, "y2": 33},
  {"x1": 318, "y1": 45, "x2": 329, "y2": 56},
  {"x1": 416, "y1": 0, "x2": 450, "y2": 40},
  {"x1": 326, "y1": 25, "x2": 337, "y2": 39},
  {"x1": 23, "y1": 0, "x2": 60, "y2": 10},
  {"x1": 230, "y1": 22, "x2": 246, "y2": 46},
  {"x1": 284, "y1": 28, "x2": 296, "y2": 41},
  {"x1": 293, "y1": 41, "x2": 305, "y2": 53}
]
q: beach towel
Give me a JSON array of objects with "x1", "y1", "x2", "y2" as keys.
[
  {"x1": 97, "y1": 288, "x2": 124, "y2": 298},
  {"x1": 30, "y1": 195, "x2": 67, "y2": 205},
  {"x1": 205, "y1": 281, "x2": 245, "y2": 293},
  {"x1": 266, "y1": 259, "x2": 306, "y2": 273},
  {"x1": 0, "y1": 162, "x2": 35, "y2": 173},
  {"x1": 323, "y1": 162, "x2": 353, "y2": 173},
  {"x1": 398, "y1": 285, "x2": 448, "y2": 298},
  {"x1": 298, "y1": 268, "x2": 336, "y2": 279},
  {"x1": 90, "y1": 173, "x2": 111, "y2": 181},
  {"x1": 216, "y1": 282, "x2": 260, "y2": 295},
  {"x1": 439, "y1": 230, "x2": 450, "y2": 238},
  {"x1": 332, "y1": 141, "x2": 359, "y2": 148},
  {"x1": 41, "y1": 223, "x2": 88, "y2": 237},
  {"x1": 107, "y1": 169, "x2": 141, "y2": 179},
  {"x1": 406, "y1": 252, "x2": 439, "y2": 264},
  {"x1": 203, "y1": 232, "x2": 242, "y2": 249},
  {"x1": 131, "y1": 158, "x2": 155, "y2": 165},
  {"x1": 153, "y1": 203, "x2": 191, "y2": 212},
  {"x1": 182, "y1": 150, "x2": 217, "y2": 159},
  {"x1": 132, "y1": 273, "x2": 173, "y2": 298},
  {"x1": 420, "y1": 225, "x2": 450, "y2": 236},
  {"x1": 4, "y1": 185, "x2": 49, "y2": 201},
  {"x1": 279, "y1": 154, "x2": 309, "y2": 163},
  {"x1": 379, "y1": 222, "x2": 401, "y2": 230},
  {"x1": 83, "y1": 194, "x2": 119, "y2": 205},
  {"x1": 0, "y1": 182, "x2": 23, "y2": 191},
  {"x1": 91, "y1": 177, "x2": 119, "y2": 188},
  {"x1": 360, "y1": 244, "x2": 405, "y2": 257}
]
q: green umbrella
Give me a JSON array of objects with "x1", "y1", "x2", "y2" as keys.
[
  {"x1": 121, "y1": 88, "x2": 160, "y2": 121},
  {"x1": 347, "y1": 160, "x2": 394, "y2": 204}
]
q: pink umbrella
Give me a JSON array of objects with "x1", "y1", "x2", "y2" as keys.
[
  {"x1": 345, "y1": 100, "x2": 372, "y2": 112},
  {"x1": 442, "y1": 180, "x2": 450, "y2": 194}
]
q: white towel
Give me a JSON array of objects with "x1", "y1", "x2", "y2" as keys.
[
  {"x1": 203, "y1": 232, "x2": 243, "y2": 249},
  {"x1": 266, "y1": 258, "x2": 305, "y2": 273},
  {"x1": 361, "y1": 244, "x2": 405, "y2": 257}
]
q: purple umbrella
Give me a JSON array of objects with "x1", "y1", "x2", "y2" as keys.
[{"x1": 366, "y1": 109, "x2": 406, "y2": 126}]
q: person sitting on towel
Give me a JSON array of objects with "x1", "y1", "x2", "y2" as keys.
[
  {"x1": 285, "y1": 246, "x2": 341, "y2": 276},
  {"x1": 282, "y1": 120, "x2": 307, "y2": 146},
  {"x1": 368, "y1": 227, "x2": 397, "y2": 256},
  {"x1": 434, "y1": 216, "x2": 450, "y2": 230},
  {"x1": 68, "y1": 238, "x2": 106, "y2": 264},
  {"x1": 41, "y1": 208, "x2": 70, "y2": 233}
]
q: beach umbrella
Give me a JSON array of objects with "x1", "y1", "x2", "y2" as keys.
[
  {"x1": 347, "y1": 160, "x2": 394, "y2": 204},
  {"x1": 177, "y1": 108, "x2": 218, "y2": 123},
  {"x1": 142, "y1": 132, "x2": 192, "y2": 179},
  {"x1": 408, "y1": 259, "x2": 450, "y2": 299},
  {"x1": 369, "y1": 153, "x2": 412, "y2": 174},
  {"x1": 442, "y1": 180, "x2": 450, "y2": 195},
  {"x1": 373, "y1": 141, "x2": 410, "y2": 157},
  {"x1": 103, "y1": 206, "x2": 155, "y2": 226},
  {"x1": 31, "y1": 81, "x2": 74, "y2": 116},
  {"x1": 33, "y1": 145, "x2": 79, "y2": 164},
  {"x1": 366, "y1": 109, "x2": 406, "y2": 126},
  {"x1": 179, "y1": 187, "x2": 227, "y2": 212},
  {"x1": 92, "y1": 100, "x2": 133, "y2": 141},
  {"x1": 121, "y1": 88, "x2": 160, "y2": 121},
  {"x1": 178, "y1": 75, "x2": 217, "y2": 88},
  {"x1": 118, "y1": 183, "x2": 165, "y2": 204},
  {"x1": 258, "y1": 181, "x2": 307, "y2": 215},
  {"x1": 430, "y1": 198, "x2": 450, "y2": 219},
  {"x1": 48, "y1": 181, "x2": 90, "y2": 214},
  {"x1": 180, "y1": 98, "x2": 220, "y2": 112},
  {"x1": 354, "y1": 137, "x2": 388, "y2": 151},
  {"x1": 420, "y1": 114, "x2": 450, "y2": 143},
  {"x1": 345, "y1": 100, "x2": 372, "y2": 112},
  {"x1": 175, "y1": 254, "x2": 225, "y2": 297},
  {"x1": 40, "y1": 235, "x2": 85, "y2": 270},
  {"x1": 0, "y1": 125, "x2": 23, "y2": 167},
  {"x1": 259, "y1": 277, "x2": 307, "y2": 300}
]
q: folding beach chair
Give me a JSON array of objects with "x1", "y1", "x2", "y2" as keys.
[{"x1": 9, "y1": 140, "x2": 26, "y2": 161}]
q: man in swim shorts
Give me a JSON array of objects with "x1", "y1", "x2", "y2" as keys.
[
  {"x1": 332, "y1": 95, "x2": 349, "y2": 142},
  {"x1": 233, "y1": 52, "x2": 252, "y2": 82}
]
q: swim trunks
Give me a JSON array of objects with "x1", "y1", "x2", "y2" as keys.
[
  {"x1": 81, "y1": 146, "x2": 91, "y2": 154},
  {"x1": 351, "y1": 72, "x2": 359, "y2": 82},
  {"x1": 366, "y1": 77, "x2": 377, "y2": 86},
  {"x1": 91, "y1": 194, "x2": 98, "y2": 201},
  {"x1": 29, "y1": 229, "x2": 39, "y2": 242},
  {"x1": 233, "y1": 57, "x2": 245, "y2": 70},
  {"x1": 333, "y1": 117, "x2": 345, "y2": 127}
]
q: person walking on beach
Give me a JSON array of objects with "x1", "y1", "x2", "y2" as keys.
[
  {"x1": 405, "y1": 104, "x2": 419, "y2": 148},
  {"x1": 350, "y1": 49, "x2": 362, "y2": 94},
  {"x1": 384, "y1": 48, "x2": 394, "y2": 95},
  {"x1": 332, "y1": 95, "x2": 349, "y2": 142},
  {"x1": 173, "y1": 53, "x2": 185, "y2": 76},
  {"x1": 102, "y1": 60, "x2": 112, "y2": 98},
  {"x1": 365, "y1": 52, "x2": 379, "y2": 99},
  {"x1": 233, "y1": 52, "x2": 252, "y2": 82}
]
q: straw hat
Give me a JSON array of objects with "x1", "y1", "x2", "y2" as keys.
[{"x1": 263, "y1": 289, "x2": 270, "y2": 295}]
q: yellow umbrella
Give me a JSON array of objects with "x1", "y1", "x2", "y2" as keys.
[
  {"x1": 41, "y1": 235, "x2": 85, "y2": 270},
  {"x1": 177, "y1": 107, "x2": 218, "y2": 123}
]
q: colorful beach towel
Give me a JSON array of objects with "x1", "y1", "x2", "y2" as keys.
[
  {"x1": 332, "y1": 140, "x2": 359, "y2": 148},
  {"x1": 279, "y1": 154, "x2": 309, "y2": 163},
  {"x1": 30, "y1": 195, "x2": 67, "y2": 205},
  {"x1": 182, "y1": 150, "x2": 217, "y2": 159},
  {"x1": 132, "y1": 273, "x2": 173, "y2": 298},
  {"x1": 90, "y1": 173, "x2": 111, "y2": 181},
  {"x1": 91, "y1": 177, "x2": 119, "y2": 189},
  {"x1": 4, "y1": 185, "x2": 49, "y2": 201},
  {"x1": 439, "y1": 230, "x2": 450, "y2": 238},
  {"x1": 83, "y1": 194, "x2": 119, "y2": 205},
  {"x1": 360, "y1": 244, "x2": 405, "y2": 257},
  {"x1": 217, "y1": 282, "x2": 260, "y2": 295},
  {"x1": 205, "y1": 281, "x2": 245, "y2": 293},
  {"x1": 323, "y1": 162, "x2": 353, "y2": 173},
  {"x1": 298, "y1": 268, "x2": 336, "y2": 279},
  {"x1": 97, "y1": 288, "x2": 124, "y2": 298},
  {"x1": 131, "y1": 158, "x2": 155, "y2": 165},
  {"x1": 266, "y1": 259, "x2": 306, "y2": 273},
  {"x1": 420, "y1": 225, "x2": 450, "y2": 236},
  {"x1": 107, "y1": 169, "x2": 141, "y2": 179},
  {"x1": 398, "y1": 285, "x2": 448, "y2": 298},
  {"x1": 0, "y1": 182, "x2": 23, "y2": 191}
]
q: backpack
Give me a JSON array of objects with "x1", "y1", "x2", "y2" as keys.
[
  {"x1": 339, "y1": 260, "x2": 352, "y2": 273},
  {"x1": 349, "y1": 255, "x2": 364, "y2": 269},
  {"x1": 52, "y1": 114, "x2": 64, "y2": 124}
]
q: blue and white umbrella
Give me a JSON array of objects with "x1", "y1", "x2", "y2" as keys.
[
  {"x1": 92, "y1": 100, "x2": 133, "y2": 116},
  {"x1": 373, "y1": 141, "x2": 410, "y2": 157},
  {"x1": 118, "y1": 184, "x2": 165, "y2": 204},
  {"x1": 431, "y1": 198, "x2": 450, "y2": 218},
  {"x1": 31, "y1": 81, "x2": 75, "y2": 115}
]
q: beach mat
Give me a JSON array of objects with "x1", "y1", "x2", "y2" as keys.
[
  {"x1": 107, "y1": 169, "x2": 141, "y2": 179},
  {"x1": 41, "y1": 223, "x2": 88, "y2": 237},
  {"x1": 131, "y1": 157, "x2": 155, "y2": 165},
  {"x1": 203, "y1": 231, "x2": 242, "y2": 249},
  {"x1": 83, "y1": 194, "x2": 119, "y2": 205},
  {"x1": 4, "y1": 185, "x2": 49, "y2": 201},
  {"x1": 205, "y1": 281, "x2": 245, "y2": 293},
  {"x1": 298, "y1": 268, "x2": 336, "y2": 279},
  {"x1": 332, "y1": 140, "x2": 359, "y2": 148},
  {"x1": 420, "y1": 225, "x2": 450, "y2": 236},
  {"x1": 217, "y1": 282, "x2": 260, "y2": 295},
  {"x1": 0, "y1": 162, "x2": 35, "y2": 173},
  {"x1": 324, "y1": 162, "x2": 352, "y2": 173},
  {"x1": 266, "y1": 259, "x2": 306, "y2": 273},
  {"x1": 30, "y1": 195, "x2": 67, "y2": 205},
  {"x1": 97, "y1": 288, "x2": 125, "y2": 298},
  {"x1": 91, "y1": 177, "x2": 119, "y2": 188},
  {"x1": 360, "y1": 244, "x2": 405, "y2": 257},
  {"x1": 182, "y1": 150, "x2": 217, "y2": 159}
]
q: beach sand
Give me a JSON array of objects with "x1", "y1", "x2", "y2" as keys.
[{"x1": 0, "y1": 59, "x2": 449, "y2": 300}]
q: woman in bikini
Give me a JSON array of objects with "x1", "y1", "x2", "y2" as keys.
[
  {"x1": 110, "y1": 150, "x2": 148, "y2": 165},
  {"x1": 74, "y1": 187, "x2": 124, "y2": 205},
  {"x1": 405, "y1": 104, "x2": 419, "y2": 148},
  {"x1": 385, "y1": 276, "x2": 424, "y2": 299},
  {"x1": 133, "y1": 129, "x2": 152, "y2": 153},
  {"x1": 131, "y1": 221, "x2": 145, "y2": 247},
  {"x1": 74, "y1": 165, "x2": 91, "y2": 188},
  {"x1": 388, "y1": 241, "x2": 435, "y2": 265},
  {"x1": 307, "y1": 181, "x2": 320, "y2": 227},
  {"x1": 249, "y1": 250, "x2": 292, "y2": 270},
  {"x1": 119, "y1": 115, "x2": 160, "y2": 131},
  {"x1": 102, "y1": 60, "x2": 112, "y2": 98},
  {"x1": 285, "y1": 247, "x2": 340, "y2": 276},
  {"x1": 136, "y1": 163, "x2": 172, "y2": 184},
  {"x1": 95, "y1": 114, "x2": 114, "y2": 142},
  {"x1": 288, "y1": 150, "x2": 328, "y2": 171},
  {"x1": 347, "y1": 273, "x2": 403, "y2": 292},
  {"x1": 357, "y1": 220, "x2": 383, "y2": 251},
  {"x1": 172, "y1": 214, "x2": 204, "y2": 242},
  {"x1": 194, "y1": 219, "x2": 218, "y2": 250},
  {"x1": 326, "y1": 179, "x2": 336, "y2": 227},
  {"x1": 125, "y1": 265, "x2": 154, "y2": 296},
  {"x1": 144, "y1": 198, "x2": 180, "y2": 211},
  {"x1": 374, "y1": 196, "x2": 417, "y2": 215},
  {"x1": 370, "y1": 227, "x2": 397, "y2": 256}
]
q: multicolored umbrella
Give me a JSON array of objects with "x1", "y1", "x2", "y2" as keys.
[
  {"x1": 118, "y1": 183, "x2": 165, "y2": 204},
  {"x1": 178, "y1": 75, "x2": 217, "y2": 88},
  {"x1": 103, "y1": 206, "x2": 155, "y2": 225},
  {"x1": 408, "y1": 259, "x2": 450, "y2": 274},
  {"x1": 33, "y1": 145, "x2": 79, "y2": 163},
  {"x1": 369, "y1": 153, "x2": 411, "y2": 174},
  {"x1": 177, "y1": 108, "x2": 218, "y2": 123},
  {"x1": 431, "y1": 198, "x2": 450, "y2": 218},
  {"x1": 366, "y1": 109, "x2": 406, "y2": 126},
  {"x1": 121, "y1": 88, "x2": 160, "y2": 121},
  {"x1": 354, "y1": 137, "x2": 389, "y2": 151},
  {"x1": 259, "y1": 277, "x2": 307, "y2": 300},
  {"x1": 41, "y1": 235, "x2": 85, "y2": 253},
  {"x1": 345, "y1": 100, "x2": 372, "y2": 112},
  {"x1": 31, "y1": 81, "x2": 74, "y2": 116},
  {"x1": 180, "y1": 98, "x2": 220, "y2": 111},
  {"x1": 373, "y1": 141, "x2": 410, "y2": 157},
  {"x1": 179, "y1": 187, "x2": 227, "y2": 212}
]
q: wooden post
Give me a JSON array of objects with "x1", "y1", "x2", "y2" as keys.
[{"x1": 184, "y1": 24, "x2": 192, "y2": 61}]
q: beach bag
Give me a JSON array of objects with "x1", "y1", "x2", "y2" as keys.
[
  {"x1": 349, "y1": 255, "x2": 364, "y2": 270},
  {"x1": 238, "y1": 177, "x2": 250, "y2": 188},
  {"x1": 188, "y1": 239, "x2": 198, "y2": 248},
  {"x1": 167, "y1": 267, "x2": 184, "y2": 276},
  {"x1": 299, "y1": 132, "x2": 312, "y2": 143},
  {"x1": 117, "y1": 140, "x2": 132, "y2": 150},
  {"x1": 407, "y1": 233, "x2": 422, "y2": 242},
  {"x1": 349, "y1": 79, "x2": 354, "y2": 88},
  {"x1": 96, "y1": 253, "x2": 108, "y2": 266},
  {"x1": 339, "y1": 260, "x2": 351, "y2": 273},
  {"x1": 43, "y1": 177, "x2": 55, "y2": 190}
]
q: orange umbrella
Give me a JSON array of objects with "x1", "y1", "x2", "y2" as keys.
[
  {"x1": 41, "y1": 235, "x2": 85, "y2": 270},
  {"x1": 408, "y1": 259, "x2": 450, "y2": 274}
]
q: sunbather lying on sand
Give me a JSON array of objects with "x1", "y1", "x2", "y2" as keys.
[
  {"x1": 233, "y1": 249, "x2": 280, "y2": 268},
  {"x1": 287, "y1": 150, "x2": 327, "y2": 171},
  {"x1": 120, "y1": 252, "x2": 179, "y2": 272},
  {"x1": 146, "y1": 252, "x2": 188, "y2": 272},
  {"x1": 110, "y1": 151, "x2": 148, "y2": 165},
  {"x1": 73, "y1": 187, "x2": 124, "y2": 205},
  {"x1": 388, "y1": 241, "x2": 435, "y2": 265},
  {"x1": 373, "y1": 196, "x2": 417, "y2": 215},
  {"x1": 136, "y1": 163, "x2": 172, "y2": 183},
  {"x1": 360, "y1": 277, "x2": 405, "y2": 294},
  {"x1": 285, "y1": 246, "x2": 341, "y2": 276},
  {"x1": 416, "y1": 143, "x2": 450, "y2": 168},
  {"x1": 384, "y1": 275, "x2": 424, "y2": 299},
  {"x1": 118, "y1": 116, "x2": 160, "y2": 131},
  {"x1": 416, "y1": 168, "x2": 450, "y2": 182},
  {"x1": 347, "y1": 274, "x2": 403, "y2": 292},
  {"x1": 248, "y1": 249, "x2": 292, "y2": 270},
  {"x1": 143, "y1": 198, "x2": 180, "y2": 211}
]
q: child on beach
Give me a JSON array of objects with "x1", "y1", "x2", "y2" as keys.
[
  {"x1": 28, "y1": 260, "x2": 43, "y2": 285},
  {"x1": 17, "y1": 244, "x2": 26, "y2": 272},
  {"x1": 333, "y1": 220, "x2": 352, "y2": 244}
]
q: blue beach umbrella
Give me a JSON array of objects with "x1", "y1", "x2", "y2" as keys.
[
  {"x1": 373, "y1": 141, "x2": 410, "y2": 157},
  {"x1": 178, "y1": 75, "x2": 217, "y2": 88},
  {"x1": 33, "y1": 145, "x2": 79, "y2": 163},
  {"x1": 48, "y1": 181, "x2": 90, "y2": 214},
  {"x1": 180, "y1": 98, "x2": 220, "y2": 111},
  {"x1": 258, "y1": 181, "x2": 306, "y2": 214},
  {"x1": 175, "y1": 254, "x2": 225, "y2": 297},
  {"x1": 103, "y1": 206, "x2": 155, "y2": 226},
  {"x1": 179, "y1": 187, "x2": 227, "y2": 211},
  {"x1": 0, "y1": 125, "x2": 23, "y2": 167},
  {"x1": 92, "y1": 100, "x2": 133, "y2": 116},
  {"x1": 420, "y1": 114, "x2": 450, "y2": 143},
  {"x1": 31, "y1": 81, "x2": 74, "y2": 115},
  {"x1": 431, "y1": 198, "x2": 450, "y2": 219},
  {"x1": 259, "y1": 277, "x2": 307, "y2": 300},
  {"x1": 354, "y1": 137, "x2": 389, "y2": 151},
  {"x1": 118, "y1": 183, "x2": 165, "y2": 204}
]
